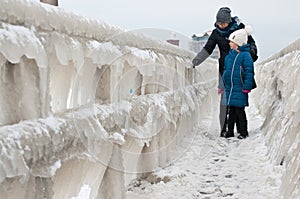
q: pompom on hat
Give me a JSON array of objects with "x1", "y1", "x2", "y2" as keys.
[
  {"x1": 216, "y1": 7, "x2": 232, "y2": 23},
  {"x1": 229, "y1": 25, "x2": 253, "y2": 46}
]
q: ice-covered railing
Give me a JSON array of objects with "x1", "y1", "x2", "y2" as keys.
[
  {"x1": 0, "y1": 0, "x2": 192, "y2": 58},
  {"x1": 0, "y1": 0, "x2": 218, "y2": 198},
  {"x1": 252, "y1": 38, "x2": 300, "y2": 199},
  {"x1": 0, "y1": 81, "x2": 215, "y2": 199},
  {"x1": 0, "y1": 0, "x2": 217, "y2": 127}
]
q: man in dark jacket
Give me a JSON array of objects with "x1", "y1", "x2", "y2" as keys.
[{"x1": 192, "y1": 7, "x2": 258, "y2": 137}]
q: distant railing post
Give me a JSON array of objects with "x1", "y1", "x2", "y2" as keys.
[{"x1": 40, "y1": 0, "x2": 58, "y2": 6}]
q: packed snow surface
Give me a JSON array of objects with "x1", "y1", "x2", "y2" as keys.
[{"x1": 126, "y1": 102, "x2": 282, "y2": 198}]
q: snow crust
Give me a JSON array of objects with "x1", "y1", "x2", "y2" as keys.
[{"x1": 126, "y1": 112, "x2": 282, "y2": 198}]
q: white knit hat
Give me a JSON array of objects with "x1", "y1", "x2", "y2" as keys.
[{"x1": 229, "y1": 25, "x2": 253, "y2": 46}]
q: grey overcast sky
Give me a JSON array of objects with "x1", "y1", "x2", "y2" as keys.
[{"x1": 59, "y1": 0, "x2": 300, "y2": 61}]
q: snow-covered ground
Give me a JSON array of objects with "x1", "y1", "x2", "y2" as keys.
[{"x1": 126, "y1": 97, "x2": 283, "y2": 199}]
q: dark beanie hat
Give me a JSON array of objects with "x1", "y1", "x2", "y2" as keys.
[{"x1": 216, "y1": 7, "x2": 232, "y2": 23}]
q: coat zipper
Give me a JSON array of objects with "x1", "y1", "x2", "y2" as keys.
[{"x1": 227, "y1": 53, "x2": 240, "y2": 105}]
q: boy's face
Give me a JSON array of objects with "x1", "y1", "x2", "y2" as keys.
[
  {"x1": 229, "y1": 41, "x2": 239, "y2": 50},
  {"x1": 217, "y1": 22, "x2": 229, "y2": 29}
]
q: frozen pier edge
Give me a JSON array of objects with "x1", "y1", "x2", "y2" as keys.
[
  {"x1": 0, "y1": 0, "x2": 217, "y2": 198},
  {"x1": 1, "y1": 0, "x2": 300, "y2": 198}
]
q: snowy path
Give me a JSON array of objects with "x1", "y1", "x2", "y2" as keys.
[{"x1": 126, "y1": 99, "x2": 282, "y2": 199}]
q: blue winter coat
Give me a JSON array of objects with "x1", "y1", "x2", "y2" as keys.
[{"x1": 220, "y1": 44, "x2": 254, "y2": 107}]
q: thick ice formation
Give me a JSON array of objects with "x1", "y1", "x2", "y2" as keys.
[
  {"x1": 0, "y1": 0, "x2": 200, "y2": 123},
  {"x1": 252, "y1": 38, "x2": 300, "y2": 199},
  {"x1": 0, "y1": 81, "x2": 216, "y2": 198},
  {"x1": 0, "y1": 0, "x2": 218, "y2": 198},
  {"x1": 1, "y1": 0, "x2": 299, "y2": 198}
]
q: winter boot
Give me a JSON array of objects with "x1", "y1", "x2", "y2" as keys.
[
  {"x1": 224, "y1": 121, "x2": 234, "y2": 138},
  {"x1": 237, "y1": 134, "x2": 248, "y2": 139},
  {"x1": 237, "y1": 120, "x2": 248, "y2": 139},
  {"x1": 220, "y1": 124, "x2": 227, "y2": 137}
]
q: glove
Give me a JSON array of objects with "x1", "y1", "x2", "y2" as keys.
[
  {"x1": 192, "y1": 58, "x2": 201, "y2": 68},
  {"x1": 218, "y1": 88, "x2": 224, "y2": 95},
  {"x1": 242, "y1": 89, "x2": 251, "y2": 94},
  {"x1": 192, "y1": 63, "x2": 196, "y2": 69},
  {"x1": 192, "y1": 48, "x2": 210, "y2": 67}
]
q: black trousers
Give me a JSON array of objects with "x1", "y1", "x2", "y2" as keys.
[{"x1": 227, "y1": 106, "x2": 248, "y2": 136}]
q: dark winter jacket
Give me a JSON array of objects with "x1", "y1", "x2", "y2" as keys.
[
  {"x1": 194, "y1": 18, "x2": 258, "y2": 75},
  {"x1": 220, "y1": 44, "x2": 254, "y2": 107}
]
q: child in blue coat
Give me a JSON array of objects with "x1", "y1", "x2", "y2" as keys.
[{"x1": 218, "y1": 25, "x2": 254, "y2": 139}]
